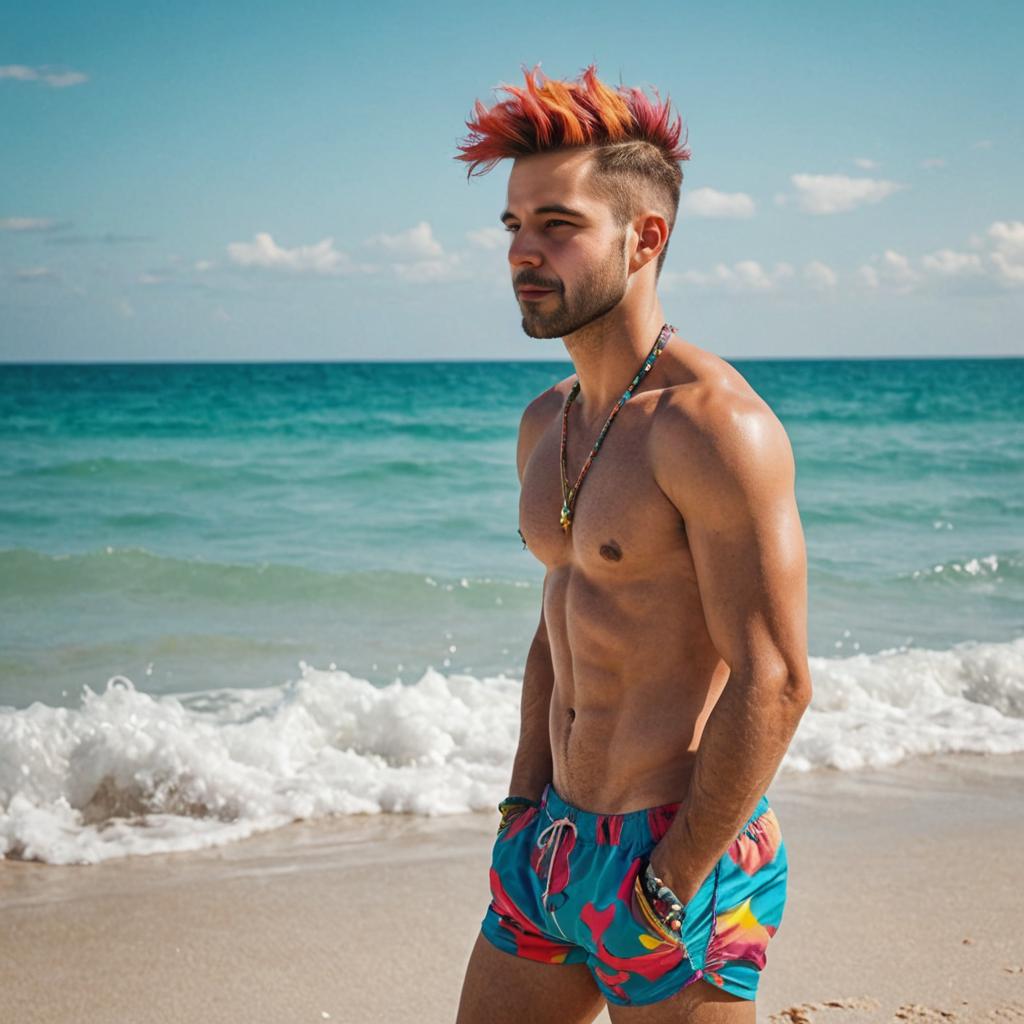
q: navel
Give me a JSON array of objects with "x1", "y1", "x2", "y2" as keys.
[{"x1": 599, "y1": 540, "x2": 623, "y2": 562}]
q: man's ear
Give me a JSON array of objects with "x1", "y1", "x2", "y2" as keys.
[{"x1": 628, "y1": 213, "x2": 669, "y2": 274}]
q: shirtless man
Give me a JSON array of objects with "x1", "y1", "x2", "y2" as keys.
[{"x1": 454, "y1": 66, "x2": 812, "y2": 1023}]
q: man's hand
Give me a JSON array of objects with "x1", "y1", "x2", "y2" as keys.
[
  {"x1": 636, "y1": 858, "x2": 687, "y2": 939},
  {"x1": 646, "y1": 841, "x2": 702, "y2": 908},
  {"x1": 496, "y1": 796, "x2": 538, "y2": 835}
]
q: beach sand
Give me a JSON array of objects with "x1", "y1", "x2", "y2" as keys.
[{"x1": 2, "y1": 754, "x2": 1022, "y2": 1024}]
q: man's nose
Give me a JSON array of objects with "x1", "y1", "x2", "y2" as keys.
[{"x1": 508, "y1": 232, "x2": 542, "y2": 269}]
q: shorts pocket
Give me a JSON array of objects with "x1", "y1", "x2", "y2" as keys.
[{"x1": 628, "y1": 869, "x2": 689, "y2": 952}]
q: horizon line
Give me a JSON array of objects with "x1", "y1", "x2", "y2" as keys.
[{"x1": 2, "y1": 353, "x2": 1021, "y2": 368}]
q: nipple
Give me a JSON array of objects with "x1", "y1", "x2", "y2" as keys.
[{"x1": 599, "y1": 540, "x2": 622, "y2": 562}]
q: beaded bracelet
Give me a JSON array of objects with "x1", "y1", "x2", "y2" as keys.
[
  {"x1": 497, "y1": 795, "x2": 539, "y2": 833},
  {"x1": 638, "y1": 859, "x2": 686, "y2": 940}
]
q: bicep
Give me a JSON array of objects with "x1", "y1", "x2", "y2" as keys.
[{"x1": 671, "y1": 409, "x2": 808, "y2": 681}]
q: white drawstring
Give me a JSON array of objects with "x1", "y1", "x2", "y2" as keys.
[{"x1": 535, "y1": 815, "x2": 578, "y2": 910}]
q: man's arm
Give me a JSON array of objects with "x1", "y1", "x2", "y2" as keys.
[
  {"x1": 647, "y1": 389, "x2": 813, "y2": 904},
  {"x1": 507, "y1": 595, "x2": 554, "y2": 801},
  {"x1": 505, "y1": 392, "x2": 559, "y2": 802}
]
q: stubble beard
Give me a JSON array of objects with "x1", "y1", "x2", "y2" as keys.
[{"x1": 518, "y1": 237, "x2": 628, "y2": 340}]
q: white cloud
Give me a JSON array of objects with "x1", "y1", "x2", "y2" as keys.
[
  {"x1": 853, "y1": 158, "x2": 879, "y2": 170},
  {"x1": 670, "y1": 260, "x2": 793, "y2": 292},
  {"x1": 226, "y1": 232, "x2": 356, "y2": 275},
  {"x1": 0, "y1": 217, "x2": 60, "y2": 232},
  {"x1": 194, "y1": 260, "x2": 216, "y2": 272},
  {"x1": 972, "y1": 139, "x2": 993, "y2": 150},
  {"x1": 988, "y1": 220, "x2": 1024, "y2": 285},
  {"x1": 221, "y1": 222, "x2": 470, "y2": 285},
  {"x1": 466, "y1": 226, "x2": 508, "y2": 250},
  {"x1": 859, "y1": 249, "x2": 920, "y2": 293},
  {"x1": 858, "y1": 266, "x2": 879, "y2": 289},
  {"x1": 367, "y1": 221, "x2": 471, "y2": 283},
  {"x1": 858, "y1": 221, "x2": 1024, "y2": 293},
  {"x1": 988, "y1": 221, "x2": 1024, "y2": 255},
  {"x1": 882, "y1": 250, "x2": 916, "y2": 283},
  {"x1": 681, "y1": 187, "x2": 756, "y2": 219},
  {"x1": 0, "y1": 65, "x2": 36, "y2": 82},
  {"x1": 0, "y1": 64, "x2": 88, "y2": 88},
  {"x1": 804, "y1": 260, "x2": 838, "y2": 290},
  {"x1": 920, "y1": 157, "x2": 946, "y2": 170},
  {"x1": 787, "y1": 173, "x2": 905, "y2": 215},
  {"x1": 921, "y1": 249, "x2": 982, "y2": 276},
  {"x1": 368, "y1": 221, "x2": 443, "y2": 259},
  {"x1": 116, "y1": 298, "x2": 135, "y2": 318},
  {"x1": 14, "y1": 266, "x2": 57, "y2": 282}
]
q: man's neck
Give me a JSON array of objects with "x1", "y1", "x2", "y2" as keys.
[{"x1": 562, "y1": 303, "x2": 671, "y2": 422}]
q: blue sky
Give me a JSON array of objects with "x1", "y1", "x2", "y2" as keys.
[{"x1": 2, "y1": 0, "x2": 1022, "y2": 361}]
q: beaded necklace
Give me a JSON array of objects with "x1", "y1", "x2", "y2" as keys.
[{"x1": 559, "y1": 322, "x2": 675, "y2": 533}]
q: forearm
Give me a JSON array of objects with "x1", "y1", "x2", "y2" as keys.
[
  {"x1": 506, "y1": 632, "x2": 555, "y2": 802},
  {"x1": 650, "y1": 665, "x2": 811, "y2": 903}
]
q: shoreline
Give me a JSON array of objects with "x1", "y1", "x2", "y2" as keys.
[{"x1": 3, "y1": 753, "x2": 1023, "y2": 1022}]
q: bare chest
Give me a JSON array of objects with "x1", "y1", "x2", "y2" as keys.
[{"x1": 519, "y1": 405, "x2": 688, "y2": 575}]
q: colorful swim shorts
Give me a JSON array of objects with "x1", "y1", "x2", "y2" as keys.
[{"x1": 480, "y1": 782, "x2": 788, "y2": 1006}]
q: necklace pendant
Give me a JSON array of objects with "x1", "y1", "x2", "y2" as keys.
[{"x1": 560, "y1": 504, "x2": 572, "y2": 532}]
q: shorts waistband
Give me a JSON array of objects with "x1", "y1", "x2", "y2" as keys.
[{"x1": 539, "y1": 782, "x2": 683, "y2": 848}]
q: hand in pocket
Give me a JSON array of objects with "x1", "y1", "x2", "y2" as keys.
[{"x1": 624, "y1": 860, "x2": 689, "y2": 957}]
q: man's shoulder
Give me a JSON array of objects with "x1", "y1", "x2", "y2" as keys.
[
  {"x1": 652, "y1": 353, "x2": 793, "y2": 496},
  {"x1": 518, "y1": 375, "x2": 575, "y2": 434},
  {"x1": 516, "y1": 376, "x2": 574, "y2": 481},
  {"x1": 657, "y1": 348, "x2": 770, "y2": 429}
]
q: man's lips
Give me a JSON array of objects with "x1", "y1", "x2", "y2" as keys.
[{"x1": 517, "y1": 287, "x2": 555, "y2": 300}]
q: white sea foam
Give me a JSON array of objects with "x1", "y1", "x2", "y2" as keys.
[
  {"x1": 2, "y1": 638, "x2": 1022, "y2": 865},
  {"x1": 908, "y1": 553, "x2": 1002, "y2": 578}
]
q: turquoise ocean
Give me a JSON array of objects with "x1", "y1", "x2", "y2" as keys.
[{"x1": 1, "y1": 357, "x2": 1022, "y2": 863}]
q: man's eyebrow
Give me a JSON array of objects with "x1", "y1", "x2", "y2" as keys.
[{"x1": 499, "y1": 203, "x2": 588, "y2": 224}]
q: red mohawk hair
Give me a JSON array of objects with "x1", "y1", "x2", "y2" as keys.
[{"x1": 455, "y1": 64, "x2": 691, "y2": 177}]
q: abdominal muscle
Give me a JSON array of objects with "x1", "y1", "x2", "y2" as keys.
[{"x1": 543, "y1": 567, "x2": 729, "y2": 814}]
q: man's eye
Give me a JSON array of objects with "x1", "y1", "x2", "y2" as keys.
[{"x1": 502, "y1": 221, "x2": 571, "y2": 232}]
